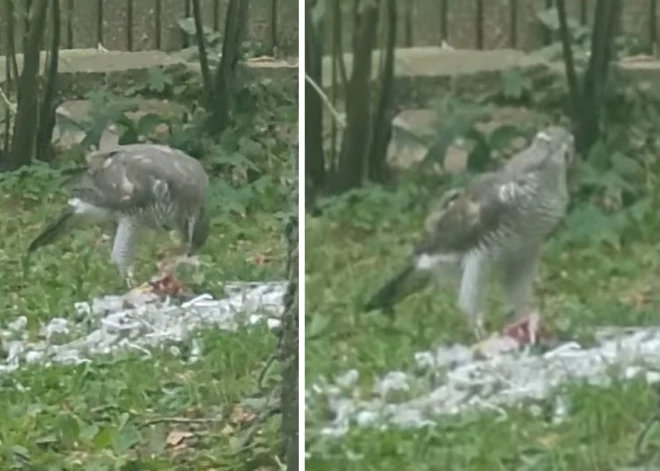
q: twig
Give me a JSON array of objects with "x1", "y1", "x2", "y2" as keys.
[
  {"x1": 257, "y1": 353, "x2": 278, "y2": 390},
  {"x1": 139, "y1": 416, "x2": 223, "y2": 429},
  {"x1": 305, "y1": 72, "x2": 346, "y2": 127},
  {"x1": 0, "y1": 85, "x2": 16, "y2": 114},
  {"x1": 233, "y1": 403, "x2": 281, "y2": 453}
]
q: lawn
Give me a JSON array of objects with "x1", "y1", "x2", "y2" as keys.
[
  {"x1": 0, "y1": 112, "x2": 297, "y2": 469},
  {"x1": 304, "y1": 180, "x2": 660, "y2": 471}
]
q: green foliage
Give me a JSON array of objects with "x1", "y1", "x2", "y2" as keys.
[
  {"x1": 0, "y1": 162, "x2": 68, "y2": 202},
  {"x1": 317, "y1": 181, "x2": 430, "y2": 231},
  {"x1": 535, "y1": 6, "x2": 648, "y2": 62},
  {"x1": 177, "y1": 17, "x2": 271, "y2": 65},
  {"x1": 73, "y1": 88, "x2": 141, "y2": 149},
  {"x1": 500, "y1": 69, "x2": 534, "y2": 101},
  {"x1": 418, "y1": 96, "x2": 535, "y2": 173}
]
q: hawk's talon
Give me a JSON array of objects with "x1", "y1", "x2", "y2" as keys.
[
  {"x1": 124, "y1": 267, "x2": 136, "y2": 289},
  {"x1": 471, "y1": 313, "x2": 488, "y2": 341}
]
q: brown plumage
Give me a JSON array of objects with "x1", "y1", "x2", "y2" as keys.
[
  {"x1": 365, "y1": 126, "x2": 575, "y2": 337},
  {"x1": 28, "y1": 144, "x2": 210, "y2": 286}
]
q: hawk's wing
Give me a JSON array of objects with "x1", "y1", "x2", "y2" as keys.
[
  {"x1": 414, "y1": 171, "x2": 535, "y2": 258},
  {"x1": 77, "y1": 144, "x2": 208, "y2": 213},
  {"x1": 27, "y1": 145, "x2": 208, "y2": 255},
  {"x1": 363, "y1": 171, "x2": 537, "y2": 312}
]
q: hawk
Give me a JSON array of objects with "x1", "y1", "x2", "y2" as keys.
[
  {"x1": 27, "y1": 144, "x2": 210, "y2": 287},
  {"x1": 364, "y1": 126, "x2": 575, "y2": 337}
]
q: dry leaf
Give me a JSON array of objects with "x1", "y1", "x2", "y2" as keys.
[
  {"x1": 538, "y1": 432, "x2": 560, "y2": 448},
  {"x1": 221, "y1": 423, "x2": 235, "y2": 436},
  {"x1": 230, "y1": 405, "x2": 256, "y2": 425},
  {"x1": 166, "y1": 429, "x2": 194, "y2": 447},
  {"x1": 624, "y1": 286, "x2": 652, "y2": 310}
]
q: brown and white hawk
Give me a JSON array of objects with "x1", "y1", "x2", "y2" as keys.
[
  {"x1": 27, "y1": 144, "x2": 210, "y2": 287},
  {"x1": 364, "y1": 126, "x2": 575, "y2": 337}
]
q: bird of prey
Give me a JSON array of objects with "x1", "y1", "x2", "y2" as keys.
[
  {"x1": 364, "y1": 126, "x2": 575, "y2": 337},
  {"x1": 27, "y1": 144, "x2": 210, "y2": 287}
]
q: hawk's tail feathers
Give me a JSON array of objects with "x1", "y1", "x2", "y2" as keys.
[
  {"x1": 363, "y1": 263, "x2": 433, "y2": 312},
  {"x1": 27, "y1": 206, "x2": 77, "y2": 254}
]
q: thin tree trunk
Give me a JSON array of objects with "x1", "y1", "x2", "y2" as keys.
[
  {"x1": 3, "y1": 0, "x2": 16, "y2": 156},
  {"x1": 367, "y1": 0, "x2": 397, "y2": 182},
  {"x1": 36, "y1": 0, "x2": 61, "y2": 163},
  {"x1": 209, "y1": 0, "x2": 249, "y2": 134},
  {"x1": 7, "y1": 0, "x2": 49, "y2": 171},
  {"x1": 191, "y1": 0, "x2": 213, "y2": 106},
  {"x1": 305, "y1": 0, "x2": 325, "y2": 211},
  {"x1": 556, "y1": 0, "x2": 619, "y2": 156},
  {"x1": 334, "y1": 0, "x2": 380, "y2": 192},
  {"x1": 578, "y1": 0, "x2": 619, "y2": 153},
  {"x1": 4, "y1": 0, "x2": 20, "y2": 98}
]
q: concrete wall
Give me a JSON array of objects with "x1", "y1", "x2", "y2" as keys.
[
  {"x1": 0, "y1": 0, "x2": 299, "y2": 55},
  {"x1": 331, "y1": 0, "x2": 659, "y2": 52},
  {"x1": 2, "y1": 1, "x2": 656, "y2": 56}
]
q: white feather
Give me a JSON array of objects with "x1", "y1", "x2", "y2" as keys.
[
  {"x1": 68, "y1": 197, "x2": 105, "y2": 216},
  {"x1": 415, "y1": 252, "x2": 460, "y2": 271}
]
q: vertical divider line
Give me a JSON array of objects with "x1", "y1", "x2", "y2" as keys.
[
  {"x1": 66, "y1": 0, "x2": 73, "y2": 48},
  {"x1": 271, "y1": 0, "x2": 278, "y2": 55},
  {"x1": 510, "y1": 0, "x2": 518, "y2": 47},
  {"x1": 476, "y1": 0, "x2": 484, "y2": 49},
  {"x1": 650, "y1": 0, "x2": 657, "y2": 55},
  {"x1": 127, "y1": 0, "x2": 133, "y2": 51},
  {"x1": 97, "y1": 0, "x2": 103, "y2": 46},
  {"x1": 182, "y1": 0, "x2": 191, "y2": 48},
  {"x1": 155, "y1": 0, "x2": 162, "y2": 50},
  {"x1": 440, "y1": 0, "x2": 448, "y2": 42}
]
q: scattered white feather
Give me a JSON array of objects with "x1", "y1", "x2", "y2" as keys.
[{"x1": 415, "y1": 253, "x2": 459, "y2": 271}]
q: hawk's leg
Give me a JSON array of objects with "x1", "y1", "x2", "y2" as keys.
[
  {"x1": 501, "y1": 247, "x2": 541, "y2": 343},
  {"x1": 458, "y1": 252, "x2": 490, "y2": 339},
  {"x1": 111, "y1": 218, "x2": 138, "y2": 288},
  {"x1": 501, "y1": 247, "x2": 539, "y2": 317}
]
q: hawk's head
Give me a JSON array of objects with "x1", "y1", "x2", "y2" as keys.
[{"x1": 534, "y1": 126, "x2": 576, "y2": 169}]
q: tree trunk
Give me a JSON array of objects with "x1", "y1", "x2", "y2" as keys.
[
  {"x1": 209, "y1": 0, "x2": 249, "y2": 135},
  {"x1": 2, "y1": 0, "x2": 17, "y2": 157},
  {"x1": 577, "y1": 0, "x2": 619, "y2": 154},
  {"x1": 334, "y1": 0, "x2": 380, "y2": 193},
  {"x1": 305, "y1": 0, "x2": 325, "y2": 211},
  {"x1": 280, "y1": 168, "x2": 299, "y2": 469},
  {"x1": 191, "y1": 0, "x2": 213, "y2": 106},
  {"x1": 556, "y1": 0, "x2": 620, "y2": 156},
  {"x1": 6, "y1": 0, "x2": 49, "y2": 172},
  {"x1": 36, "y1": 0, "x2": 61, "y2": 163},
  {"x1": 367, "y1": 0, "x2": 397, "y2": 182}
]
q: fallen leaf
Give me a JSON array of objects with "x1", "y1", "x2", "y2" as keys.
[
  {"x1": 254, "y1": 253, "x2": 268, "y2": 265},
  {"x1": 623, "y1": 286, "x2": 652, "y2": 310},
  {"x1": 230, "y1": 406, "x2": 256, "y2": 425},
  {"x1": 538, "y1": 432, "x2": 560, "y2": 448},
  {"x1": 165, "y1": 429, "x2": 194, "y2": 447}
]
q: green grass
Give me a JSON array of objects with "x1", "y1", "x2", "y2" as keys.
[
  {"x1": 0, "y1": 166, "x2": 291, "y2": 469},
  {"x1": 305, "y1": 184, "x2": 660, "y2": 470}
]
